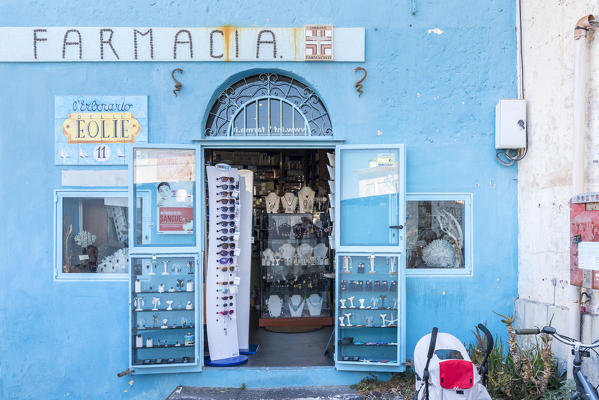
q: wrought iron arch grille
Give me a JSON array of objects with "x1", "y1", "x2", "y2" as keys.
[{"x1": 205, "y1": 73, "x2": 333, "y2": 137}]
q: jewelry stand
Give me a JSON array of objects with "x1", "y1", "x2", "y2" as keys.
[
  {"x1": 368, "y1": 255, "x2": 376, "y2": 274},
  {"x1": 288, "y1": 295, "x2": 305, "y2": 317},
  {"x1": 282, "y1": 192, "x2": 298, "y2": 213},
  {"x1": 313, "y1": 243, "x2": 328, "y2": 265},
  {"x1": 307, "y1": 293, "x2": 323, "y2": 316},
  {"x1": 266, "y1": 295, "x2": 283, "y2": 317},
  {"x1": 265, "y1": 192, "x2": 280, "y2": 214},
  {"x1": 389, "y1": 257, "x2": 397, "y2": 274},
  {"x1": 298, "y1": 186, "x2": 315, "y2": 213},
  {"x1": 297, "y1": 243, "x2": 313, "y2": 265}
]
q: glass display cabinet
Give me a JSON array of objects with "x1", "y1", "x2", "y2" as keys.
[
  {"x1": 259, "y1": 212, "x2": 333, "y2": 325},
  {"x1": 335, "y1": 254, "x2": 404, "y2": 371},
  {"x1": 129, "y1": 254, "x2": 201, "y2": 373},
  {"x1": 128, "y1": 145, "x2": 203, "y2": 374}
]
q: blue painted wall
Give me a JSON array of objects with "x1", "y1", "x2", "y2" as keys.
[{"x1": 0, "y1": 0, "x2": 518, "y2": 398}]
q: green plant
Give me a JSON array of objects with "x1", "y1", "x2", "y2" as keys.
[
  {"x1": 538, "y1": 380, "x2": 576, "y2": 400},
  {"x1": 468, "y1": 314, "x2": 564, "y2": 400}
]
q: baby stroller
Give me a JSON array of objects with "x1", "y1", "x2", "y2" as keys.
[{"x1": 413, "y1": 324, "x2": 493, "y2": 400}]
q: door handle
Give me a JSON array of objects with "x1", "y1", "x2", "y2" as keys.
[{"x1": 389, "y1": 225, "x2": 403, "y2": 229}]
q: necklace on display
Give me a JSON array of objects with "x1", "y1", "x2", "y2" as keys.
[
  {"x1": 288, "y1": 295, "x2": 305, "y2": 316},
  {"x1": 265, "y1": 193, "x2": 280, "y2": 214},
  {"x1": 306, "y1": 293, "x2": 323, "y2": 316},
  {"x1": 298, "y1": 187, "x2": 315, "y2": 213},
  {"x1": 267, "y1": 295, "x2": 282, "y2": 318},
  {"x1": 283, "y1": 193, "x2": 297, "y2": 213}
]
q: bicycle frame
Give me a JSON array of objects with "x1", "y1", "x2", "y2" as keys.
[
  {"x1": 571, "y1": 343, "x2": 598, "y2": 400},
  {"x1": 517, "y1": 327, "x2": 599, "y2": 400}
]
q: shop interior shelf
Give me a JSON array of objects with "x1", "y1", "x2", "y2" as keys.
[
  {"x1": 133, "y1": 291, "x2": 194, "y2": 295},
  {"x1": 133, "y1": 344, "x2": 195, "y2": 350},
  {"x1": 133, "y1": 308, "x2": 194, "y2": 313},
  {"x1": 339, "y1": 358, "x2": 398, "y2": 364},
  {"x1": 133, "y1": 358, "x2": 196, "y2": 366},
  {"x1": 135, "y1": 326, "x2": 194, "y2": 332}
]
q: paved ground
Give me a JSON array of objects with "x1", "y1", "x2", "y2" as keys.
[
  {"x1": 166, "y1": 385, "x2": 405, "y2": 400},
  {"x1": 245, "y1": 326, "x2": 334, "y2": 367}
]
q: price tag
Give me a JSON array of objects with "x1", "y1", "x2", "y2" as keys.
[
  {"x1": 234, "y1": 248, "x2": 241, "y2": 256},
  {"x1": 233, "y1": 277, "x2": 241, "y2": 285}
]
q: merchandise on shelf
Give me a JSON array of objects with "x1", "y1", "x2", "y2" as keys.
[
  {"x1": 336, "y1": 255, "x2": 400, "y2": 365},
  {"x1": 130, "y1": 256, "x2": 197, "y2": 367}
]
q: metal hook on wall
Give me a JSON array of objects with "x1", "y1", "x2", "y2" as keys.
[
  {"x1": 354, "y1": 67, "x2": 367, "y2": 97},
  {"x1": 171, "y1": 68, "x2": 183, "y2": 96}
]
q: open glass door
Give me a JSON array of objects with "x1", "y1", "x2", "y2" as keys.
[
  {"x1": 128, "y1": 145, "x2": 203, "y2": 374},
  {"x1": 334, "y1": 144, "x2": 405, "y2": 372}
]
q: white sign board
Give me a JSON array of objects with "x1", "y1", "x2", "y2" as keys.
[
  {"x1": 578, "y1": 242, "x2": 599, "y2": 270},
  {"x1": 0, "y1": 27, "x2": 364, "y2": 62}
]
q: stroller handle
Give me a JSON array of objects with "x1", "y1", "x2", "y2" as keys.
[
  {"x1": 427, "y1": 327, "x2": 439, "y2": 359},
  {"x1": 477, "y1": 323, "x2": 494, "y2": 355}
]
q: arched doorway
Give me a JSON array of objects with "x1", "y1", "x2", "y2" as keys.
[{"x1": 203, "y1": 72, "x2": 336, "y2": 367}]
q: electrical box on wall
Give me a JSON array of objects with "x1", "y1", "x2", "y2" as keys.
[
  {"x1": 495, "y1": 99, "x2": 527, "y2": 149},
  {"x1": 570, "y1": 193, "x2": 599, "y2": 289}
]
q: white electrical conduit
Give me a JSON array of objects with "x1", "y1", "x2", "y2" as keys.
[{"x1": 569, "y1": 14, "x2": 595, "y2": 379}]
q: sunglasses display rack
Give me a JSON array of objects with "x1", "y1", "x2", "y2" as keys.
[
  {"x1": 335, "y1": 255, "x2": 400, "y2": 367},
  {"x1": 205, "y1": 165, "x2": 247, "y2": 364},
  {"x1": 130, "y1": 255, "x2": 198, "y2": 367}
]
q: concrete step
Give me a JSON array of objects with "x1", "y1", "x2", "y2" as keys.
[{"x1": 166, "y1": 385, "x2": 397, "y2": 400}]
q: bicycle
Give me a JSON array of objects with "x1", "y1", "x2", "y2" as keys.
[{"x1": 516, "y1": 326, "x2": 599, "y2": 400}]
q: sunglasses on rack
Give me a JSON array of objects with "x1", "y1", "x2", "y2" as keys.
[
  {"x1": 216, "y1": 184, "x2": 238, "y2": 190},
  {"x1": 217, "y1": 191, "x2": 234, "y2": 197},
  {"x1": 217, "y1": 266, "x2": 235, "y2": 272},
  {"x1": 218, "y1": 176, "x2": 236, "y2": 183},
  {"x1": 216, "y1": 199, "x2": 237, "y2": 204},
  {"x1": 217, "y1": 310, "x2": 235, "y2": 315},
  {"x1": 220, "y1": 295, "x2": 233, "y2": 300},
  {"x1": 217, "y1": 228, "x2": 235, "y2": 234},
  {"x1": 217, "y1": 288, "x2": 230, "y2": 293},
  {"x1": 219, "y1": 302, "x2": 234, "y2": 307},
  {"x1": 217, "y1": 280, "x2": 235, "y2": 285},
  {"x1": 217, "y1": 243, "x2": 235, "y2": 249},
  {"x1": 217, "y1": 250, "x2": 234, "y2": 257},
  {"x1": 218, "y1": 213, "x2": 236, "y2": 220},
  {"x1": 217, "y1": 257, "x2": 234, "y2": 265},
  {"x1": 216, "y1": 221, "x2": 235, "y2": 227},
  {"x1": 217, "y1": 206, "x2": 235, "y2": 212},
  {"x1": 216, "y1": 235, "x2": 234, "y2": 241}
]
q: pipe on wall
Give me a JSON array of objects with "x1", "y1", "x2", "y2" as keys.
[
  {"x1": 570, "y1": 14, "x2": 595, "y2": 379},
  {"x1": 572, "y1": 15, "x2": 594, "y2": 194}
]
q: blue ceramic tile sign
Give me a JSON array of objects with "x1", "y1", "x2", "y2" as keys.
[{"x1": 55, "y1": 95, "x2": 148, "y2": 165}]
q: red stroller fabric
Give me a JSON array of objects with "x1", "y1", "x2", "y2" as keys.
[{"x1": 439, "y1": 360, "x2": 474, "y2": 389}]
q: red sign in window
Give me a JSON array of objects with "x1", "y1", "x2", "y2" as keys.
[{"x1": 158, "y1": 207, "x2": 193, "y2": 233}]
